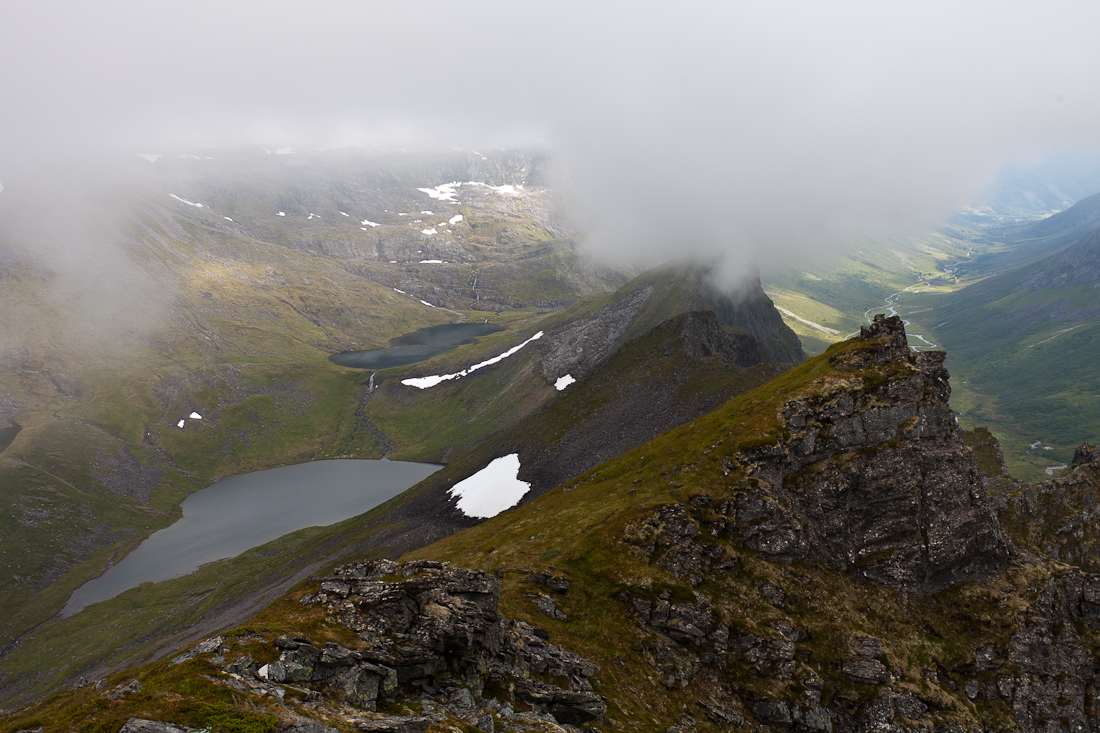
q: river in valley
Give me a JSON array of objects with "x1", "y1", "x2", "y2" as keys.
[
  {"x1": 330, "y1": 322, "x2": 503, "y2": 370},
  {"x1": 61, "y1": 458, "x2": 440, "y2": 617}
]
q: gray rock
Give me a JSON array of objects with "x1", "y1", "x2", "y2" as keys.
[
  {"x1": 848, "y1": 634, "x2": 883, "y2": 659},
  {"x1": 759, "y1": 581, "x2": 786, "y2": 608},
  {"x1": 752, "y1": 700, "x2": 792, "y2": 725},
  {"x1": 270, "y1": 560, "x2": 604, "y2": 725},
  {"x1": 352, "y1": 717, "x2": 432, "y2": 733},
  {"x1": 841, "y1": 658, "x2": 888, "y2": 685},
  {"x1": 118, "y1": 720, "x2": 207, "y2": 733}
]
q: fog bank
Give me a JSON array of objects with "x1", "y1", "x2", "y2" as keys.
[{"x1": 4, "y1": 1, "x2": 1100, "y2": 288}]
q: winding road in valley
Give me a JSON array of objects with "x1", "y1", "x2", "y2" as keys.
[{"x1": 858, "y1": 257, "x2": 971, "y2": 350}]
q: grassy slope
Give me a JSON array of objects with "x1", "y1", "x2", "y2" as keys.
[{"x1": 903, "y1": 258, "x2": 1100, "y2": 482}]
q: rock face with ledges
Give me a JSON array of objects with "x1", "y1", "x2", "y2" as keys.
[{"x1": 729, "y1": 314, "x2": 1012, "y2": 592}]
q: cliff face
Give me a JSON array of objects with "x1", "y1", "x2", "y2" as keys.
[{"x1": 721, "y1": 314, "x2": 1012, "y2": 592}]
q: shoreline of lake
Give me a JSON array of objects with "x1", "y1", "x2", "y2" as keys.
[
  {"x1": 330, "y1": 322, "x2": 503, "y2": 370},
  {"x1": 61, "y1": 458, "x2": 440, "y2": 617}
]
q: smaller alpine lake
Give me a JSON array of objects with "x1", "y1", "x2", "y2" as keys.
[
  {"x1": 61, "y1": 458, "x2": 440, "y2": 617},
  {"x1": 329, "y1": 322, "x2": 504, "y2": 370}
]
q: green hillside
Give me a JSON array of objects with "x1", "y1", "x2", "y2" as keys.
[{"x1": 902, "y1": 225, "x2": 1100, "y2": 480}]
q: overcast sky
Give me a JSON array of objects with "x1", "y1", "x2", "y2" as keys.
[{"x1": 3, "y1": 1, "x2": 1100, "y2": 282}]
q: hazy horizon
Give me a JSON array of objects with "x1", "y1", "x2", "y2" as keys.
[{"x1": 4, "y1": 1, "x2": 1100, "y2": 286}]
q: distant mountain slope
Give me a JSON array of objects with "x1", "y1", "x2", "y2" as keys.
[
  {"x1": 1018, "y1": 191, "x2": 1100, "y2": 239},
  {"x1": 366, "y1": 264, "x2": 803, "y2": 464},
  {"x1": 1020, "y1": 222, "x2": 1100, "y2": 293},
  {"x1": 928, "y1": 223, "x2": 1100, "y2": 477},
  {"x1": 388, "y1": 309, "x2": 787, "y2": 534}
]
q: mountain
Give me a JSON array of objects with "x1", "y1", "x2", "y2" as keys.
[
  {"x1": 1017, "y1": 191, "x2": 1100, "y2": 241},
  {"x1": 0, "y1": 260, "x2": 802, "y2": 706},
  {"x1": 365, "y1": 264, "x2": 803, "y2": 465},
  {"x1": 8, "y1": 316, "x2": 1100, "y2": 732},
  {"x1": 958, "y1": 191, "x2": 1100, "y2": 277}
]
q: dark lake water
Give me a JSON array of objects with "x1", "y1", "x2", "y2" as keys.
[
  {"x1": 61, "y1": 458, "x2": 440, "y2": 617},
  {"x1": 330, "y1": 322, "x2": 504, "y2": 370}
]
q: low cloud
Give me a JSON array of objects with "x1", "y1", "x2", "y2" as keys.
[{"x1": 3, "y1": 1, "x2": 1100, "y2": 293}]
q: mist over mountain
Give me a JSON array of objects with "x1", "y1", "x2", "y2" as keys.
[{"x1": 5, "y1": 2, "x2": 1100, "y2": 291}]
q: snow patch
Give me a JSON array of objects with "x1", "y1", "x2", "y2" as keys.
[
  {"x1": 177, "y1": 420, "x2": 185, "y2": 429},
  {"x1": 393, "y1": 288, "x2": 406, "y2": 294},
  {"x1": 421, "y1": 228, "x2": 437, "y2": 235},
  {"x1": 136, "y1": 153, "x2": 161, "y2": 162},
  {"x1": 339, "y1": 211, "x2": 349, "y2": 217},
  {"x1": 420, "y1": 259, "x2": 444, "y2": 264},
  {"x1": 420, "y1": 210, "x2": 434, "y2": 215},
  {"x1": 465, "y1": 181, "x2": 521, "y2": 196},
  {"x1": 448, "y1": 454, "x2": 530, "y2": 518},
  {"x1": 189, "y1": 412, "x2": 202, "y2": 419},
  {"x1": 554, "y1": 375, "x2": 576, "y2": 391},
  {"x1": 418, "y1": 182, "x2": 461, "y2": 202},
  {"x1": 419, "y1": 299, "x2": 436, "y2": 308},
  {"x1": 401, "y1": 331, "x2": 544, "y2": 389},
  {"x1": 449, "y1": 214, "x2": 463, "y2": 225},
  {"x1": 277, "y1": 211, "x2": 286, "y2": 216},
  {"x1": 169, "y1": 194, "x2": 203, "y2": 208},
  {"x1": 361, "y1": 220, "x2": 379, "y2": 227},
  {"x1": 224, "y1": 216, "x2": 233, "y2": 222}
]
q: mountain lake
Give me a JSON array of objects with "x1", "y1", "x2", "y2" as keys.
[
  {"x1": 329, "y1": 322, "x2": 504, "y2": 370},
  {"x1": 61, "y1": 458, "x2": 440, "y2": 617}
]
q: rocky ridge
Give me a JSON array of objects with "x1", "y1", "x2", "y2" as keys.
[{"x1": 724, "y1": 314, "x2": 1012, "y2": 592}]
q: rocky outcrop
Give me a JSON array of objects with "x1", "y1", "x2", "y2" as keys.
[
  {"x1": 538, "y1": 284, "x2": 654, "y2": 382},
  {"x1": 198, "y1": 559, "x2": 604, "y2": 729},
  {"x1": 609, "y1": 316, "x2": 1100, "y2": 733},
  {"x1": 723, "y1": 314, "x2": 1012, "y2": 592},
  {"x1": 1001, "y1": 443, "x2": 1100, "y2": 572}
]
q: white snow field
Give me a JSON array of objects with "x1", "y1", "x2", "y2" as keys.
[
  {"x1": 554, "y1": 375, "x2": 576, "y2": 391},
  {"x1": 448, "y1": 454, "x2": 531, "y2": 518},
  {"x1": 401, "y1": 332, "x2": 544, "y2": 389}
]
